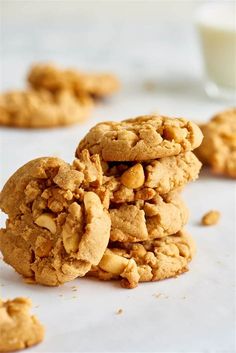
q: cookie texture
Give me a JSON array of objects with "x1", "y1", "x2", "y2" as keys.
[
  {"x1": 93, "y1": 152, "x2": 201, "y2": 205},
  {"x1": 28, "y1": 63, "x2": 120, "y2": 98},
  {"x1": 88, "y1": 230, "x2": 196, "y2": 288},
  {"x1": 76, "y1": 115, "x2": 203, "y2": 161},
  {"x1": 196, "y1": 108, "x2": 236, "y2": 178},
  {"x1": 109, "y1": 193, "x2": 189, "y2": 242},
  {"x1": 0, "y1": 297, "x2": 44, "y2": 352},
  {"x1": 0, "y1": 90, "x2": 93, "y2": 128},
  {"x1": 0, "y1": 152, "x2": 111, "y2": 286}
]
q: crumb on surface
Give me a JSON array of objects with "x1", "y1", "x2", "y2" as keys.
[
  {"x1": 201, "y1": 210, "x2": 221, "y2": 226},
  {"x1": 116, "y1": 308, "x2": 123, "y2": 315},
  {"x1": 152, "y1": 293, "x2": 168, "y2": 299}
]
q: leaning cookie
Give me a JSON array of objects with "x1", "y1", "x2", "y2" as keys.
[
  {"x1": 92, "y1": 152, "x2": 202, "y2": 205},
  {"x1": 0, "y1": 297, "x2": 44, "y2": 352},
  {"x1": 28, "y1": 63, "x2": 120, "y2": 99},
  {"x1": 109, "y1": 192, "x2": 189, "y2": 242},
  {"x1": 0, "y1": 90, "x2": 93, "y2": 128},
  {"x1": 195, "y1": 108, "x2": 236, "y2": 178},
  {"x1": 0, "y1": 152, "x2": 110, "y2": 286},
  {"x1": 76, "y1": 115, "x2": 203, "y2": 161},
  {"x1": 88, "y1": 230, "x2": 196, "y2": 288}
]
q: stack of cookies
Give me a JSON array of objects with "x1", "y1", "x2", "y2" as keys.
[
  {"x1": 0, "y1": 115, "x2": 203, "y2": 289},
  {"x1": 76, "y1": 115, "x2": 203, "y2": 288}
]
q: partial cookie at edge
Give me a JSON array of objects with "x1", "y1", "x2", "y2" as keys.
[
  {"x1": 195, "y1": 108, "x2": 236, "y2": 178},
  {"x1": 0, "y1": 297, "x2": 44, "y2": 353}
]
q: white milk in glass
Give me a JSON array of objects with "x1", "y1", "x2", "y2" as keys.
[{"x1": 197, "y1": 3, "x2": 236, "y2": 100}]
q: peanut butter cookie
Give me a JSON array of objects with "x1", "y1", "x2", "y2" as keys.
[
  {"x1": 0, "y1": 151, "x2": 111, "y2": 286},
  {"x1": 109, "y1": 193, "x2": 189, "y2": 242},
  {"x1": 93, "y1": 152, "x2": 201, "y2": 205},
  {"x1": 76, "y1": 115, "x2": 203, "y2": 161},
  {"x1": 88, "y1": 230, "x2": 195, "y2": 288},
  {"x1": 0, "y1": 297, "x2": 44, "y2": 352},
  {"x1": 196, "y1": 108, "x2": 236, "y2": 178},
  {"x1": 28, "y1": 63, "x2": 120, "y2": 98},
  {"x1": 0, "y1": 90, "x2": 93, "y2": 128}
]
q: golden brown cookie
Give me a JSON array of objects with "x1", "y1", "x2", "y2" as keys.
[
  {"x1": 89, "y1": 152, "x2": 201, "y2": 205},
  {"x1": 28, "y1": 63, "x2": 120, "y2": 99},
  {"x1": 196, "y1": 108, "x2": 236, "y2": 178},
  {"x1": 76, "y1": 115, "x2": 203, "y2": 161},
  {"x1": 0, "y1": 90, "x2": 93, "y2": 128},
  {"x1": 109, "y1": 192, "x2": 189, "y2": 242},
  {"x1": 88, "y1": 230, "x2": 196, "y2": 288},
  {"x1": 0, "y1": 152, "x2": 111, "y2": 286},
  {"x1": 0, "y1": 297, "x2": 44, "y2": 352}
]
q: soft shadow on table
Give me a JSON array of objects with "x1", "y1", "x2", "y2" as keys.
[
  {"x1": 79, "y1": 276, "x2": 122, "y2": 289},
  {"x1": 140, "y1": 76, "x2": 206, "y2": 98},
  {"x1": 0, "y1": 265, "x2": 22, "y2": 285}
]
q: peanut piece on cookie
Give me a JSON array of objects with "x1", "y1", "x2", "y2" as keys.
[{"x1": 120, "y1": 163, "x2": 145, "y2": 189}]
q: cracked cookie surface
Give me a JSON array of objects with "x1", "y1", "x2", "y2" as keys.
[
  {"x1": 76, "y1": 115, "x2": 203, "y2": 161},
  {"x1": 28, "y1": 63, "x2": 120, "y2": 99},
  {"x1": 90, "y1": 152, "x2": 201, "y2": 205},
  {"x1": 0, "y1": 297, "x2": 44, "y2": 352},
  {"x1": 196, "y1": 108, "x2": 236, "y2": 178},
  {"x1": 0, "y1": 151, "x2": 111, "y2": 286},
  {"x1": 109, "y1": 192, "x2": 188, "y2": 242},
  {"x1": 0, "y1": 90, "x2": 93, "y2": 128},
  {"x1": 88, "y1": 230, "x2": 195, "y2": 288}
]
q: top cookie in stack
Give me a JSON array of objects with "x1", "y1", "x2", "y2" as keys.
[
  {"x1": 76, "y1": 115, "x2": 203, "y2": 288},
  {"x1": 76, "y1": 115, "x2": 202, "y2": 161}
]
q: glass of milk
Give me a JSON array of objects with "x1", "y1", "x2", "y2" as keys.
[{"x1": 196, "y1": 2, "x2": 236, "y2": 100}]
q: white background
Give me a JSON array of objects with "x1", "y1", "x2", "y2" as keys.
[{"x1": 0, "y1": 1, "x2": 235, "y2": 352}]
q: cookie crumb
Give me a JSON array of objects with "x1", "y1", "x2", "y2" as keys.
[
  {"x1": 143, "y1": 80, "x2": 157, "y2": 92},
  {"x1": 201, "y1": 210, "x2": 220, "y2": 226},
  {"x1": 116, "y1": 308, "x2": 123, "y2": 315},
  {"x1": 153, "y1": 293, "x2": 168, "y2": 299}
]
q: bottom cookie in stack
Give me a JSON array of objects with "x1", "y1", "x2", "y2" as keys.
[{"x1": 88, "y1": 229, "x2": 196, "y2": 288}]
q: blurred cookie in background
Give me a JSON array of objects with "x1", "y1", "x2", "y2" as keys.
[
  {"x1": 28, "y1": 63, "x2": 120, "y2": 100},
  {"x1": 196, "y1": 108, "x2": 236, "y2": 178}
]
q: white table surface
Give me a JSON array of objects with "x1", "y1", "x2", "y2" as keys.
[{"x1": 0, "y1": 2, "x2": 235, "y2": 352}]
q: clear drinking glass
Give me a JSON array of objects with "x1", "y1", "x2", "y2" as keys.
[{"x1": 196, "y1": 2, "x2": 236, "y2": 101}]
